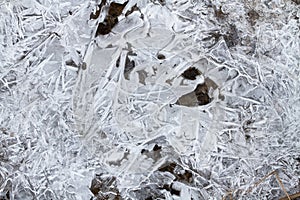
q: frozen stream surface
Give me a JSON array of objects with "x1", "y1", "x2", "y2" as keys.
[{"x1": 0, "y1": 0, "x2": 300, "y2": 199}]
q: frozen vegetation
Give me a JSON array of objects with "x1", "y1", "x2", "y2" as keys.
[{"x1": 0, "y1": 0, "x2": 299, "y2": 199}]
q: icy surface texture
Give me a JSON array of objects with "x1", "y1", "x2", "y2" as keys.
[{"x1": 0, "y1": 0, "x2": 299, "y2": 199}]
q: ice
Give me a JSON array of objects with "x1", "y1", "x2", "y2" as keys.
[{"x1": 0, "y1": 0, "x2": 300, "y2": 199}]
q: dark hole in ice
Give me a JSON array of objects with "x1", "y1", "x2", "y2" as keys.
[
  {"x1": 90, "y1": 0, "x2": 107, "y2": 20},
  {"x1": 159, "y1": 162, "x2": 194, "y2": 183},
  {"x1": 162, "y1": 184, "x2": 180, "y2": 196},
  {"x1": 65, "y1": 60, "x2": 77, "y2": 67},
  {"x1": 116, "y1": 53, "x2": 136, "y2": 78},
  {"x1": 90, "y1": 175, "x2": 120, "y2": 198},
  {"x1": 158, "y1": 162, "x2": 176, "y2": 173},
  {"x1": 125, "y1": 4, "x2": 140, "y2": 17},
  {"x1": 124, "y1": 55, "x2": 135, "y2": 74},
  {"x1": 175, "y1": 78, "x2": 216, "y2": 107},
  {"x1": 179, "y1": 170, "x2": 193, "y2": 183},
  {"x1": 90, "y1": 185, "x2": 100, "y2": 196},
  {"x1": 245, "y1": 134, "x2": 251, "y2": 140},
  {"x1": 141, "y1": 145, "x2": 162, "y2": 160},
  {"x1": 141, "y1": 149, "x2": 148, "y2": 154},
  {"x1": 170, "y1": 184, "x2": 181, "y2": 196},
  {"x1": 158, "y1": 0, "x2": 166, "y2": 6},
  {"x1": 19, "y1": 51, "x2": 28, "y2": 60},
  {"x1": 0, "y1": 191, "x2": 10, "y2": 200},
  {"x1": 277, "y1": 138, "x2": 284, "y2": 144},
  {"x1": 153, "y1": 144, "x2": 162, "y2": 151},
  {"x1": 157, "y1": 54, "x2": 166, "y2": 60},
  {"x1": 95, "y1": 1, "x2": 127, "y2": 36},
  {"x1": 108, "y1": 2, "x2": 128, "y2": 18},
  {"x1": 131, "y1": 185, "x2": 165, "y2": 200},
  {"x1": 81, "y1": 62, "x2": 87, "y2": 70},
  {"x1": 116, "y1": 56, "x2": 120, "y2": 67},
  {"x1": 96, "y1": 16, "x2": 118, "y2": 36},
  {"x1": 194, "y1": 83, "x2": 210, "y2": 105},
  {"x1": 170, "y1": 188, "x2": 180, "y2": 196},
  {"x1": 181, "y1": 67, "x2": 201, "y2": 80},
  {"x1": 246, "y1": 119, "x2": 254, "y2": 126},
  {"x1": 96, "y1": 23, "x2": 111, "y2": 35},
  {"x1": 202, "y1": 32, "x2": 222, "y2": 48},
  {"x1": 151, "y1": 0, "x2": 166, "y2": 6},
  {"x1": 224, "y1": 24, "x2": 239, "y2": 48},
  {"x1": 90, "y1": 8, "x2": 100, "y2": 20},
  {"x1": 292, "y1": 0, "x2": 300, "y2": 5},
  {"x1": 196, "y1": 93, "x2": 210, "y2": 105},
  {"x1": 213, "y1": 6, "x2": 228, "y2": 20},
  {"x1": 0, "y1": 128, "x2": 8, "y2": 135},
  {"x1": 247, "y1": 9, "x2": 259, "y2": 25}
]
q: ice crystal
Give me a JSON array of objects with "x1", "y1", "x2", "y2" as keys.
[{"x1": 0, "y1": 0, "x2": 299, "y2": 199}]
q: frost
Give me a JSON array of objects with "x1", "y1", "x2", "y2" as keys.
[{"x1": 1, "y1": 0, "x2": 300, "y2": 199}]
